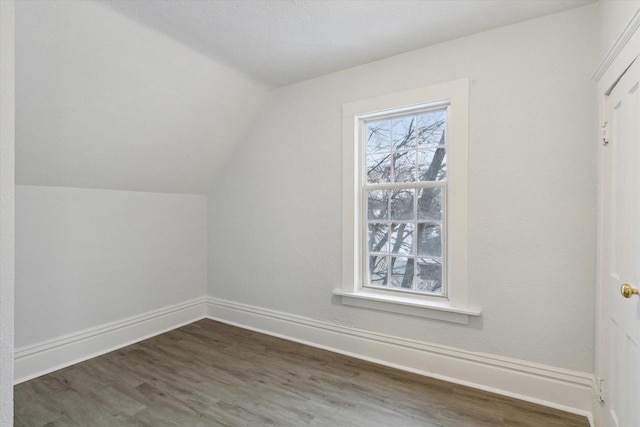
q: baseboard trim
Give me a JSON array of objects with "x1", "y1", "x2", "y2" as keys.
[
  {"x1": 14, "y1": 297, "x2": 208, "y2": 384},
  {"x1": 14, "y1": 295, "x2": 594, "y2": 421},
  {"x1": 205, "y1": 296, "x2": 593, "y2": 419}
]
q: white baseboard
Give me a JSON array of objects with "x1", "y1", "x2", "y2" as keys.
[
  {"x1": 14, "y1": 294, "x2": 594, "y2": 422},
  {"x1": 205, "y1": 296, "x2": 594, "y2": 420},
  {"x1": 14, "y1": 297, "x2": 207, "y2": 384}
]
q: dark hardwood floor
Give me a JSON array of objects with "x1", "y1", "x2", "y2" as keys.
[{"x1": 15, "y1": 319, "x2": 589, "y2": 427}]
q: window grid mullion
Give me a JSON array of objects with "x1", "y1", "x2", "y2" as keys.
[
  {"x1": 389, "y1": 118, "x2": 395, "y2": 185},
  {"x1": 388, "y1": 118, "x2": 393, "y2": 287},
  {"x1": 363, "y1": 109, "x2": 446, "y2": 296},
  {"x1": 411, "y1": 119, "x2": 418, "y2": 292},
  {"x1": 386, "y1": 189, "x2": 391, "y2": 286},
  {"x1": 369, "y1": 252, "x2": 442, "y2": 262},
  {"x1": 364, "y1": 181, "x2": 446, "y2": 191},
  {"x1": 368, "y1": 219, "x2": 442, "y2": 226}
]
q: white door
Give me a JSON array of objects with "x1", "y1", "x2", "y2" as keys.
[{"x1": 603, "y1": 57, "x2": 640, "y2": 427}]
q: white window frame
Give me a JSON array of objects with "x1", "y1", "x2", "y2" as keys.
[{"x1": 333, "y1": 79, "x2": 480, "y2": 324}]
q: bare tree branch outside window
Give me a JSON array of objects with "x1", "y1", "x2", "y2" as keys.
[{"x1": 365, "y1": 109, "x2": 446, "y2": 295}]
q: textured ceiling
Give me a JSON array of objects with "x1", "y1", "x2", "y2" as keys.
[
  {"x1": 103, "y1": 0, "x2": 593, "y2": 87},
  {"x1": 17, "y1": 0, "x2": 594, "y2": 195}
]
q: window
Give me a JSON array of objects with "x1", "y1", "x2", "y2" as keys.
[
  {"x1": 364, "y1": 108, "x2": 447, "y2": 296},
  {"x1": 334, "y1": 79, "x2": 480, "y2": 324}
]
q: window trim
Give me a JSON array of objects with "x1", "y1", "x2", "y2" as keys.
[{"x1": 334, "y1": 79, "x2": 480, "y2": 324}]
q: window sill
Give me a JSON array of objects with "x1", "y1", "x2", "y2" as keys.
[{"x1": 332, "y1": 289, "x2": 481, "y2": 324}]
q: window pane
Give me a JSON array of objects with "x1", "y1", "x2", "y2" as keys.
[
  {"x1": 368, "y1": 223, "x2": 388, "y2": 254},
  {"x1": 369, "y1": 255, "x2": 388, "y2": 286},
  {"x1": 390, "y1": 223, "x2": 413, "y2": 255},
  {"x1": 390, "y1": 257, "x2": 414, "y2": 289},
  {"x1": 417, "y1": 224, "x2": 441, "y2": 257},
  {"x1": 361, "y1": 105, "x2": 452, "y2": 297},
  {"x1": 390, "y1": 189, "x2": 413, "y2": 220},
  {"x1": 367, "y1": 152, "x2": 391, "y2": 183},
  {"x1": 392, "y1": 150, "x2": 416, "y2": 183},
  {"x1": 417, "y1": 148, "x2": 446, "y2": 181},
  {"x1": 367, "y1": 190, "x2": 388, "y2": 220},
  {"x1": 392, "y1": 116, "x2": 416, "y2": 150},
  {"x1": 416, "y1": 258, "x2": 442, "y2": 293},
  {"x1": 417, "y1": 110, "x2": 446, "y2": 147},
  {"x1": 366, "y1": 120, "x2": 391, "y2": 153},
  {"x1": 417, "y1": 187, "x2": 442, "y2": 221}
]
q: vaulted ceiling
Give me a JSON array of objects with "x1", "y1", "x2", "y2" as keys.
[
  {"x1": 16, "y1": 1, "x2": 268, "y2": 194},
  {"x1": 103, "y1": 0, "x2": 593, "y2": 87},
  {"x1": 16, "y1": 0, "x2": 592, "y2": 194}
]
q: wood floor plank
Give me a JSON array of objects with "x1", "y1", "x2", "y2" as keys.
[{"x1": 15, "y1": 319, "x2": 589, "y2": 427}]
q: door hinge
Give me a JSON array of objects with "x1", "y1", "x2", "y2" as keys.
[
  {"x1": 596, "y1": 377, "x2": 605, "y2": 402},
  {"x1": 602, "y1": 121, "x2": 609, "y2": 146}
]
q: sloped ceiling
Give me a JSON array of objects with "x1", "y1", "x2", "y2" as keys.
[
  {"x1": 103, "y1": 0, "x2": 593, "y2": 87},
  {"x1": 16, "y1": 0, "x2": 268, "y2": 194},
  {"x1": 16, "y1": 0, "x2": 592, "y2": 194}
]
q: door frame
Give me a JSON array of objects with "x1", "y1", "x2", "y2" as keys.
[{"x1": 594, "y1": 10, "x2": 640, "y2": 427}]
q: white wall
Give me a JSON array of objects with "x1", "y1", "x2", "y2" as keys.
[
  {"x1": 208, "y1": 4, "x2": 598, "y2": 373},
  {"x1": 15, "y1": 0, "x2": 268, "y2": 194},
  {"x1": 0, "y1": 0, "x2": 15, "y2": 423},
  {"x1": 15, "y1": 186, "x2": 207, "y2": 348}
]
